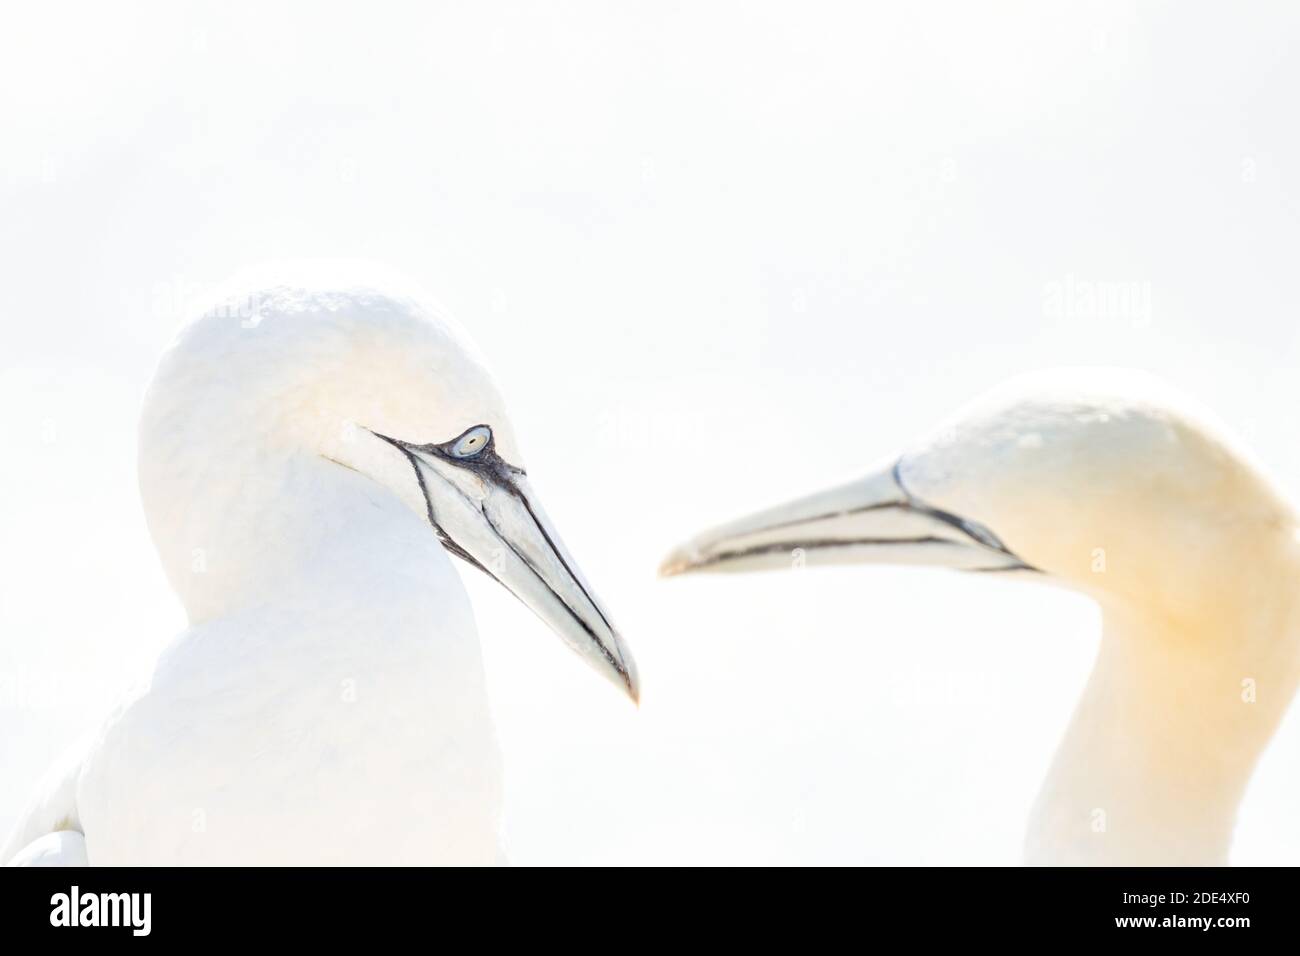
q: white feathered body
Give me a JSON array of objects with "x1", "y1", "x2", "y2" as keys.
[{"x1": 7, "y1": 461, "x2": 505, "y2": 865}]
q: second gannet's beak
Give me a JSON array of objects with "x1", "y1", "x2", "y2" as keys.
[
  {"x1": 660, "y1": 459, "x2": 1036, "y2": 578},
  {"x1": 377, "y1": 426, "x2": 638, "y2": 702}
]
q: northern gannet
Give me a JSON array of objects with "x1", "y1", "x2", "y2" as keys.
[
  {"x1": 3, "y1": 278, "x2": 637, "y2": 866},
  {"x1": 661, "y1": 369, "x2": 1300, "y2": 865}
]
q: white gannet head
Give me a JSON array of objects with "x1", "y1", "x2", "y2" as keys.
[
  {"x1": 661, "y1": 369, "x2": 1296, "y2": 622},
  {"x1": 141, "y1": 275, "x2": 638, "y2": 700}
]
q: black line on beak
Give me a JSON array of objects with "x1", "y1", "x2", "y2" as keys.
[
  {"x1": 374, "y1": 432, "x2": 493, "y2": 578},
  {"x1": 673, "y1": 459, "x2": 1039, "y2": 574},
  {"x1": 683, "y1": 536, "x2": 1036, "y2": 573},
  {"x1": 480, "y1": 507, "x2": 630, "y2": 685},
  {"x1": 890, "y1": 461, "x2": 1037, "y2": 569},
  {"x1": 506, "y1": 482, "x2": 620, "y2": 644}
]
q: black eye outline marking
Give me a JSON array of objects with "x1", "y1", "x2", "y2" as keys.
[
  {"x1": 414, "y1": 424, "x2": 521, "y2": 480},
  {"x1": 367, "y1": 423, "x2": 522, "y2": 573},
  {"x1": 447, "y1": 424, "x2": 492, "y2": 460},
  {"x1": 370, "y1": 423, "x2": 526, "y2": 484}
]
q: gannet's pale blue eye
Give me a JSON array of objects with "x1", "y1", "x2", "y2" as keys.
[{"x1": 451, "y1": 425, "x2": 491, "y2": 459}]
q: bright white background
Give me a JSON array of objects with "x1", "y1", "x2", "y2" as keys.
[{"x1": 3, "y1": 2, "x2": 1299, "y2": 864}]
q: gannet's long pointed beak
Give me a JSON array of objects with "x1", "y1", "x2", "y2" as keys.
[
  {"x1": 660, "y1": 459, "x2": 1035, "y2": 578},
  {"x1": 379, "y1": 430, "x2": 638, "y2": 703}
]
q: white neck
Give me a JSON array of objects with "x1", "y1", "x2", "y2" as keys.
[
  {"x1": 1025, "y1": 591, "x2": 1300, "y2": 865},
  {"x1": 137, "y1": 447, "x2": 506, "y2": 864}
]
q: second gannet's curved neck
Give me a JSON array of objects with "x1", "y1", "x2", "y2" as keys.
[{"x1": 1026, "y1": 564, "x2": 1300, "y2": 865}]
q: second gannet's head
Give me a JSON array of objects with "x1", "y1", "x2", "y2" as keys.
[
  {"x1": 141, "y1": 273, "x2": 637, "y2": 700},
  {"x1": 661, "y1": 369, "x2": 1296, "y2": 622}
]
